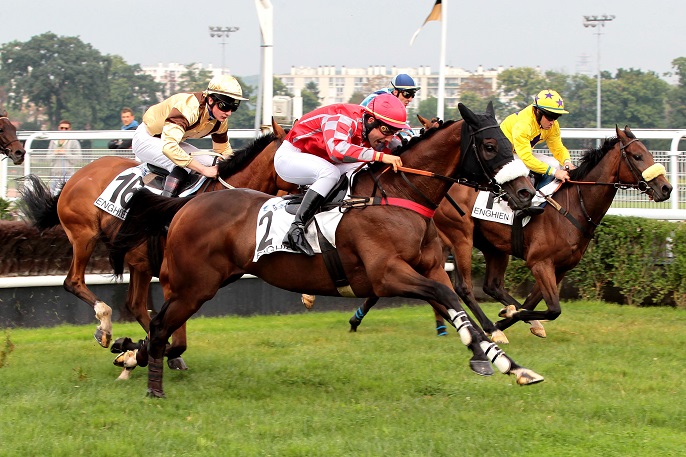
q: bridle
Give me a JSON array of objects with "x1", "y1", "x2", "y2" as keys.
[{"x1": 0, "y1": 117, "x2": 23, "y2": 158}]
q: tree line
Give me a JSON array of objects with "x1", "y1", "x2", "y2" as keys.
[{"x1": 1, "y1": 33, "x2": 684, "y2": 132}]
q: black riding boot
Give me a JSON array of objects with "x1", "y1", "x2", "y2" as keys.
[
  {"x1": 160, "y1": 166, "x2": 188, "y2": 197},
  {"x1": 283, "y1": 189, "x2": 325, "y2": 256}
]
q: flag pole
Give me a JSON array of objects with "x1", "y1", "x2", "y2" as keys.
[{"x1": 437, "y1": 0, "x2": 447, "y2": 120}]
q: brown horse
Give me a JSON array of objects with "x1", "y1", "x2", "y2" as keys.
[
  {"x1": 0, "y1": 112, "x2": 26, "y2": 165},
  {"x1": 108, "y1": 102, "x2": 542, "y2": 398},
  {"x1": 350, "y1": 126, "x2": 672, "y2": 342},
  {"x1": 19, "y1": 120, "x2": 295, "y2": 369}
]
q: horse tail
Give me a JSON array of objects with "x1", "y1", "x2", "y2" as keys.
[
  {"x1": 107, "y1": 189, "x2": 193, "y2": 277},
  {"x1": 17, "y1": 175, "x2": 61, "y2": 231}
]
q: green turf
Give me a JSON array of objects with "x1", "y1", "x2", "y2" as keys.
[{"x1": 1, "y1": 301, "x2": 685, "y2": 456}]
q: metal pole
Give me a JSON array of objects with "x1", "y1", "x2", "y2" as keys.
[
  {"x1": 208, "y1": 26, "x2": 240, "y2": 75},
  {"x1": 582, "y1": 15, "x2": 615, "y2": 142}
]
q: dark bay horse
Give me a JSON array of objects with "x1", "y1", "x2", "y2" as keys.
[
  {"x1": 19, "y1": 121, "x2": 296, "y2": 368},
  {"x1": 380, "y1": 125, "x2": 670, "y2": 342},
  {"x1": 0, "y1": 112, "x2": 26, "y2": 165},
  {"x1": 108, "y1": 102, "x2": 542, "y2": 398}
]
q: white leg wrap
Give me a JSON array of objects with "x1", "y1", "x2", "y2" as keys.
[
  {"x1": 448, "y1": 309, "x2": 473, "y2": 345},
  {"x1": 479, "y1": 341, "x2": 512, "y2": 374}
]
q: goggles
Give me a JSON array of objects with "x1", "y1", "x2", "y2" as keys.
[
  {"x1": 399, "y1": 89, "x2": 417, "y2": 99},
  {"x1": 377, "y1": 123, "x2": 401, "y2": 137},
  {"x1": 212, "y1": 96, "x2": 241, "y2": 113},
  {"x1": 540, "y1": 110, "x2": 560, "y2": 121}
]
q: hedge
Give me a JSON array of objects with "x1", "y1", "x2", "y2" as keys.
[{"x1": 483, "y1": 216, "x2": 685, "y2": 308}]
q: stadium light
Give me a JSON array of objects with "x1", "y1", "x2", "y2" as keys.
[
  {"x1": 583, "y1": 15, "x2": 615, "y2": 136},
  {"x1": 208, "y1": 26, "x2": 240, "y2": 75}
]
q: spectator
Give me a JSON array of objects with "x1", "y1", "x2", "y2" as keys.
[
  {"x1": 108, "y1": 107, "x2": 139, "y2": 150},
  {"x1": 47, "y1": 120, "x2": 82, "y2": 193}
]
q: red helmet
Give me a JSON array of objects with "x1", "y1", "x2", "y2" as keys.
[{"x1": 364, "y1": 93, "x2": 407, "y2": 129}]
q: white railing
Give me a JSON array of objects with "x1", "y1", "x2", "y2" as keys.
[{"x1": 4, "y1": 127, "x2": 686, "y2": 218}]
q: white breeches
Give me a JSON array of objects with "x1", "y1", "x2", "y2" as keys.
[
  {"x1": 132, "y1": 124, "x2": 215, "y2": 172},
  {"x1": 274, "y1": 141, "x2": 360, "y2": 196}
]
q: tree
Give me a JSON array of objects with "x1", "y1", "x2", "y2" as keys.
[
  {"x1": 668, "y1": 57, "x2": 686, "y2": 128},
  {"x1": 99, "y1": 56, "x2": 161, "y2": 129},
  {"x1": 602, "y1": 68, "x2": 670, "y2": 128},
  {"x1": 225, "y1": 76, "x2": 256, "y2": 130},
  {"x1": 301, "y1": 81, "x2": 320, "y2": 113},
  {"x1": 497, "y1": 67, "x2": 548, "y2": 115},
  {"x1": 0, "y1": 33, "x2": 111, "y2": 129},
  {"x1": 177, "y1": 64, "x2": 214, "y2": 93},
  {"x1": 348, "y1": 91, "x2": 365, "y2": 104},
  {"x1": 273, "y1": 77, "x2": 293, "y2": 97}
]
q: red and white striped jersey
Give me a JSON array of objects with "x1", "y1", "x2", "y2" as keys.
[{"x1": 285, "y1": 104, "x2": 392, "y2": 163}]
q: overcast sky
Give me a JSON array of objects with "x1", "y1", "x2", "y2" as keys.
[{"x1": 3, "y1": 0, "x2": 684, "y2": 81}]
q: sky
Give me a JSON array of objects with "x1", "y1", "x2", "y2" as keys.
[{"x1": 2, "y1": 0, "x2": 685, "y2": 82}]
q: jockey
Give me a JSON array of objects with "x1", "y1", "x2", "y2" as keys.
[
  {"x1": 500, "y1": 89, "x2": 575, "y2": 185},
  {"x1": 274, "y1": 93, "x2": 406, "y2": 256},
  {"x1": 361, "y1": 73, "x2": 421, "y2": 142},
  {"x1": 133, "y1": 75, "x2": 248, "y2": 197}
]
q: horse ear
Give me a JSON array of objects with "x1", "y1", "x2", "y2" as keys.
[
  {"x1": 458, "y1": 103, "x2": 477, "y2": 125},
  {"x1": 416, "y1": 114, "x2": 431, "y2": 129},
  {"x1": 271, "y1": 117, "x2": 286, "y2": 140},
  {"x1": 485, "y1": 101, "x2": 495, "y2": 117}
]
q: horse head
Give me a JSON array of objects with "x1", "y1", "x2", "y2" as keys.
[
  {"x1": 458, "y1": 102, "x2": 534, "y2": 210},
  {"x1": 0, "y1": 112, "x2": 25, "y2": 165},
  {"x1": 615, "y1": 125, "x2": 672, "y2": 202}
]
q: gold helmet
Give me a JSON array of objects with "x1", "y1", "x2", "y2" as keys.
[{"x1": 205, "y1": 75, "x2": 248, "y2": 101}]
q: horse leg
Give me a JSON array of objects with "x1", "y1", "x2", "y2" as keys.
[
  {"x1": 349, "y1": 296, "x2": 378, "y2": 332},
  {"x1": 62, "y1": 233, "x2": 112, "y2": 348},
  {"x1": 451, "y1": 242, "x2": 506, "y2": 343},
  {"x1": 496, "y1": 262, "x2": 561, "y2": 331}
]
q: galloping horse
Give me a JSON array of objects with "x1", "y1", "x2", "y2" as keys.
[
  {"x1": 108, "y1": 102, "x2": 542, "y2": 398},
  {"x1": 353, "y1": 126, "x2": 671, "y2": 342},
  {"x1": 19, "y1": 121, "x2": 295, "y2": 367},
  {"x1": 0, "y1": 112, "x2": 26, "y2": 165}
]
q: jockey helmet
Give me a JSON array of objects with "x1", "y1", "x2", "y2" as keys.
[
  {"x1": 205, "y1": 75, "x2": 248, "y2": 101},
  {"x1": 391, "y1": 74, "x2": 420, "y2": 91},
  {"x1": 364, "y1": 93, "x2": 408, "y2": 129},
  {"x1": 532, "y1": 89, "x2": 569, "y2": 115}
]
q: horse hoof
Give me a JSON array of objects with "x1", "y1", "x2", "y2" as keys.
[
  {"x1": 512, "y1": 367, "x2": 545, "y2": 386},
  {"x1": 349, "y1": 317, "x2": 360, "y2": 332},
  {"x1": 490, "y1": 330, "x2": 509, "y2": 344},
  {"x1": 301, "y1": 294, "x2": 315, "y2": 309},
  {"x1": 146, "y1": 388, "x2": 166, "y2": 399},
  {"x1": 110, "y1": 337, "x2": 133, "y2": 354},
  {"x1": 116, "y1": 367, "x2": 135, "y2": 381},
  {"x1": 113, "y1": 350, "x2": 138, "y2": 368},
  {"x1": 498, "y1": 305, "x2": 517, "y2": 319},
  {"x1": 94, "y1": 328, "x2": 111, "y2": 348},
  {"x1": 529, "y1": 321, "x2": 547, "y2": 338},
  {"x1": 469, "y1": 359, "x2": 495, "y2": 377},
  {"x1": 167, "y1": 357, "x2": 188, "y2": 370}
]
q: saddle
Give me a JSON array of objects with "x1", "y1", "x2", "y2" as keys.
[
  {"x1": 282, "y1": 174, "x2": 350, "y2": 216},
  {"x1": 143, "y1": 163, "x2": 206, "y2": 196}
]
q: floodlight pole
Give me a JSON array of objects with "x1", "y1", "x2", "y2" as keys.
[
  {"x1": 582, "y1": 15, "x2": 615, "y2": 133},
  {"x1": 208, "y1": 26, "x2": 240, "y2": 75}
]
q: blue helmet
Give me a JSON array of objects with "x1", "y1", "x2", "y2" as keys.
[{"x1": 391, "y1": 74, "x2": 420, "y2": 91}]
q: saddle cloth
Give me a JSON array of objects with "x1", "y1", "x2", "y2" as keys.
[
  {"x1": 253, "y1": 197, "x2": 344, "y2": 262},
  {"x1": 471, "y1": 179, "x2": 559, "y2": 226},
  {"x1": 94, "y1": 165, "x2": 208, "y2": 220}
]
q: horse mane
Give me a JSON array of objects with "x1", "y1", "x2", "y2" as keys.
[
  {"x1": 395, "y1": 120, "x2": 457, "y2": 156},
  {"x1": 217, "y1": 132, "x2": 277, "y2": 178},
  {"x1": 568, "y1": 136, "x2": 624, "y2": 181}
]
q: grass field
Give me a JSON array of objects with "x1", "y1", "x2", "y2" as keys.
[{"x1": 1, "y1": 301, "x2": 685, "y2": 457}]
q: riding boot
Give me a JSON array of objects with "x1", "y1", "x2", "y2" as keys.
[
  {"x1": 160, "y1": 166, "x2": 188, "y2": 197},
  {"x1": 283, "y1": 188, "x2": 325, "y2": 256}
]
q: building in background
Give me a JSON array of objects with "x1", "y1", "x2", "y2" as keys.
[
  {"x1": 141, "y1": 63, "x2": 223, "y2": 97},
  {"x1": 275, "y1": 65, "x2": 507, "y2": 109}
]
